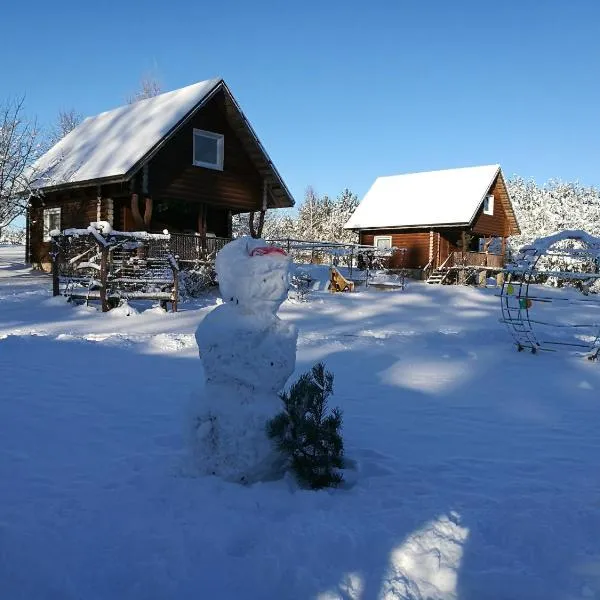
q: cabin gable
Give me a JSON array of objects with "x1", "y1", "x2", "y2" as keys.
[
  {"x1": 471, "y1": 171, "x2": 518, "y2": 237},
  {"x1": 148, "y1": 90, "x2": 263, "y2": 213}
]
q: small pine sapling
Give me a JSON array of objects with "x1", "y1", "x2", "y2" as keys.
[{"x1": 267, "y1": 362, "x2": 344, "y2": 489}]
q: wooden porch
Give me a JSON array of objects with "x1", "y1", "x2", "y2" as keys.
[
  {"x1": 448, "y1": 250, "x2": 504, "y2": 269},
  {"x1": 427, "y1": 250, "x2": 505, "y2": 285}
]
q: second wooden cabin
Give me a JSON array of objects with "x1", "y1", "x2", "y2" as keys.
[{"x1": 345, "y1": 164, "x2": 520, "y2": 282}]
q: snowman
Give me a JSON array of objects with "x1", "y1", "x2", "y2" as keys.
[{"x1": 191, "y1": 236, "x2": 297, "y2": 482}]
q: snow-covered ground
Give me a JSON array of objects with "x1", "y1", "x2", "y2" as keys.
[{"x1": 2, "y1": 245, "x2": 600, "y2": 600}]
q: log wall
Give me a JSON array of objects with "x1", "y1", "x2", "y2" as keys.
[{"x1": 360, "y1": 229, "x2": 432, "y2": 268}]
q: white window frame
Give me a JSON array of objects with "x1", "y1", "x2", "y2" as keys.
[
  {"x1": 192, "y1": 128, "x2": 224, "y2": 170},
  {"x1": 483, "y1": 194, "x2": 494, "y2": 216},
  {"x1": 374, "y1": 235, "x2": 392, "y2": 250},
  {"x1": 43, "y1": 207, "x2": 61, "y2": 242}
]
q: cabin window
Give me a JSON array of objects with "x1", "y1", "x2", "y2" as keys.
[
  {"x1": 483, "y1": 194, "x2": 494, "y2": 216},
  {"x1": 43, "y1": 207, "x2": 61, "y2": 242},
  {"x1": 193, "y1": 129, "x2": 224, "y2": 170},
  {"x1": 374, "y1": 235, "x2": 392, "y2": 250}
]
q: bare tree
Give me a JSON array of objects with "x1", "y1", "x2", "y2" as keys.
[
  {"x1": 0, "y1": 97, "x2": 41, "y2": 236},
  {"x1": 127, "y1": 77, "x2": 162, "y2": 104},
  {"x1": 48, "y1": 108, "x2": 83, "y2": 147}
]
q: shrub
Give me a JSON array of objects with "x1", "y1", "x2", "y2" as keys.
[
  {"x1": 267, "y1": 362, "x2": 344, "y2": 489},
  {"x1": 179, "y1": 265, "x2": 215, "y2": 299}
]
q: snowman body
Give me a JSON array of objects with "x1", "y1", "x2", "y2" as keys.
[{"x1": 192, "y1": 237, "x2": 297, "y2": 481}]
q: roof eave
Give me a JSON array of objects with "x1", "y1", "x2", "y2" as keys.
[
  {"x1": 30, "y1": 173, "x2": 130, "y2": 195},
  {"x1": 220, "y1": 82, "x2": 295, "y2": 208},
  {"x1": 346, "y1": 222, "x2": 471, "y2": 231}
]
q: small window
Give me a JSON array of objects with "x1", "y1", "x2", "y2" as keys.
[
  {"x1": 483, "y1": 194, "x2": 494, "y2": 215},
  {"x1": 374, "y1": 235, "x2": 392, "y2": 250},
  {"x1": 193, "y1": 128, "x2": 224, "y2": 170},
  {"x1": 43, "y1": 207, "x2": 61, "y2": 242}
]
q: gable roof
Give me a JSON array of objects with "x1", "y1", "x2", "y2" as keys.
[
  {"x1": 29, "y1": 78, "x2": 294, "y2": 207},
  {"x1": 345, "y1": 164, "x2": 513, "y2": 230}
]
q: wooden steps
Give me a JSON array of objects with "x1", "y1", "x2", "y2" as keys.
[{"x1": 427, "y1": 269, "x2": 448, "y2": 284}]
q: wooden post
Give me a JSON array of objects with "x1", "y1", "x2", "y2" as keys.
[
  {"x1": 478, "y1": 270, "x2": 487, "y2": 287},
  {"x1": 198, "y1": 204, "x2": 207, "y2": 249},
  {"x1": 227, "y1": 210, "x2": 232, "y2": 238},
  {"x1": 51, "y1": 240, "x2": 60, "y2": 297},
  {"x1": 96, "y1": 185, "x2": 102, "y2": 223},
  {"x1": 131, "y1": 193, "x2": 144, "y2": 229},
  {"x1": 143, "y1": 196, "x2": 153, "y2": 228},
  {"x1": 496, "y1": 271, "x2": 505, "y2": 287},
  {"x1": 171, "y1": 263, "x2": 179, "y2": 313},
  {"x1": 99, "y1": 245, "x2": 109, "y2": 312},
  {"x1": 25, "y1": 204, "x2": 31, "y2": 264},
  {"x1": 429, "y1": 230, "x2": 434, "y2": 264},
  {"x1": 501, "y1": 236, "x2": 507, "y2": 262}
]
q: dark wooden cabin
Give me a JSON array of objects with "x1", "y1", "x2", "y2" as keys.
[
  {"x1": 345, "y1": 165, "x2": 520, "y2": 280},
  {"x1": 26, "y1": 78, "x2": 294, "y2": 270}
]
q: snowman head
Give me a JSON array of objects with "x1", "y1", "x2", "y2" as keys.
[{"x1": 216, "y1": 236, "x2": 291, "y2": 314}]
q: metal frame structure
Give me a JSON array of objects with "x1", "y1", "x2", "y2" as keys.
[{"x1": 500, "y1": 231, "x2": 600, "y2": 358}]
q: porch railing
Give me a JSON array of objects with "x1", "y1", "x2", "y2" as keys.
[
  {"x1": 450, "y1": 251, "x2": 504, "y2": 269},
  {"x1": 169, "y1": 234, "x2": 230, "y2": 264}
]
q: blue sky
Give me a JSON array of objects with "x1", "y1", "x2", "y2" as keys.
[{"x1": 4, "y1": 0, "x2": 600, "y2": 203}]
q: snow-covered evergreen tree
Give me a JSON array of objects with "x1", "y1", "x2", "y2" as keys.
[
  {"x1": 232, "y1": 187, "x2": 359, "y2": 244},
  {"x1": 508, "y1": 177, "x2": 600, "y2": 251},
  {"x1": 267, "y1": 362, "x2": 344, "y2": 489}
]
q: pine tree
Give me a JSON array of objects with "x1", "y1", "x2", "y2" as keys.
[{"x1": 267, "y1": 362, "x2": 344, "y2": 489}]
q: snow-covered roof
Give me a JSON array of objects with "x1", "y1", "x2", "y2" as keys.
[
  {"x1": 345, "y1": 164, "x2": 501, "y2": 229},
  {"x1": 30, "y1": 78, "x2": 223, "y2": 190}
]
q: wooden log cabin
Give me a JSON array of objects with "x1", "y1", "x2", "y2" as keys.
[
  {"x1": 25, "y1": 78, "x2": 294, "y2": 270},
  {"x1": 344, "y1": 164, "x2": 520, "y2": 281}
]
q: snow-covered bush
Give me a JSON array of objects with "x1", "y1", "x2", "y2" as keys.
[
  {"x1": 0, "y1": 226, "x2": 25, "y2": 244},
  {"x1": 267, "y1": 362, "x2": 344, "y2": 489},
  {"x1": 288, "y1": 268, "x2": 312, "y2": 302},
  {"x1": 178, "y1": 265, "x2": 215, "y2": 299}
]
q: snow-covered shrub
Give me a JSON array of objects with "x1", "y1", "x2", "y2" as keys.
[
  {"x1": 0, "y1": 227, "x2": 25, "y2": 245},
  {"x1": 289, "y1": 268, "x2": 312, "y2": 302},
  {"x1": 179, "y1": 265, "x2": 215, "y2": 299},
  {"x1": 267, "y1": 362, "x2": 344, "y2": 489},
  {"x1": 586, "y1": 279, "x2": 600, "y2": 295}
]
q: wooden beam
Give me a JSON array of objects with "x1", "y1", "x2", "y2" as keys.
[
  {"x1": 143, "y1": 196, "x2": 152, "y2": 228},
  {"x1": 96, "y1": 185, "x2": 102, "y2": 223},
  {"x1": 130, "y1": 193, "x2": 145, "y2": 229},
  {"x1": 99, "y1": 245, "x2": 109, "y2": 312},
  {"x1": 52, "y1": 241, "x2": 60, "y2": 297}
]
